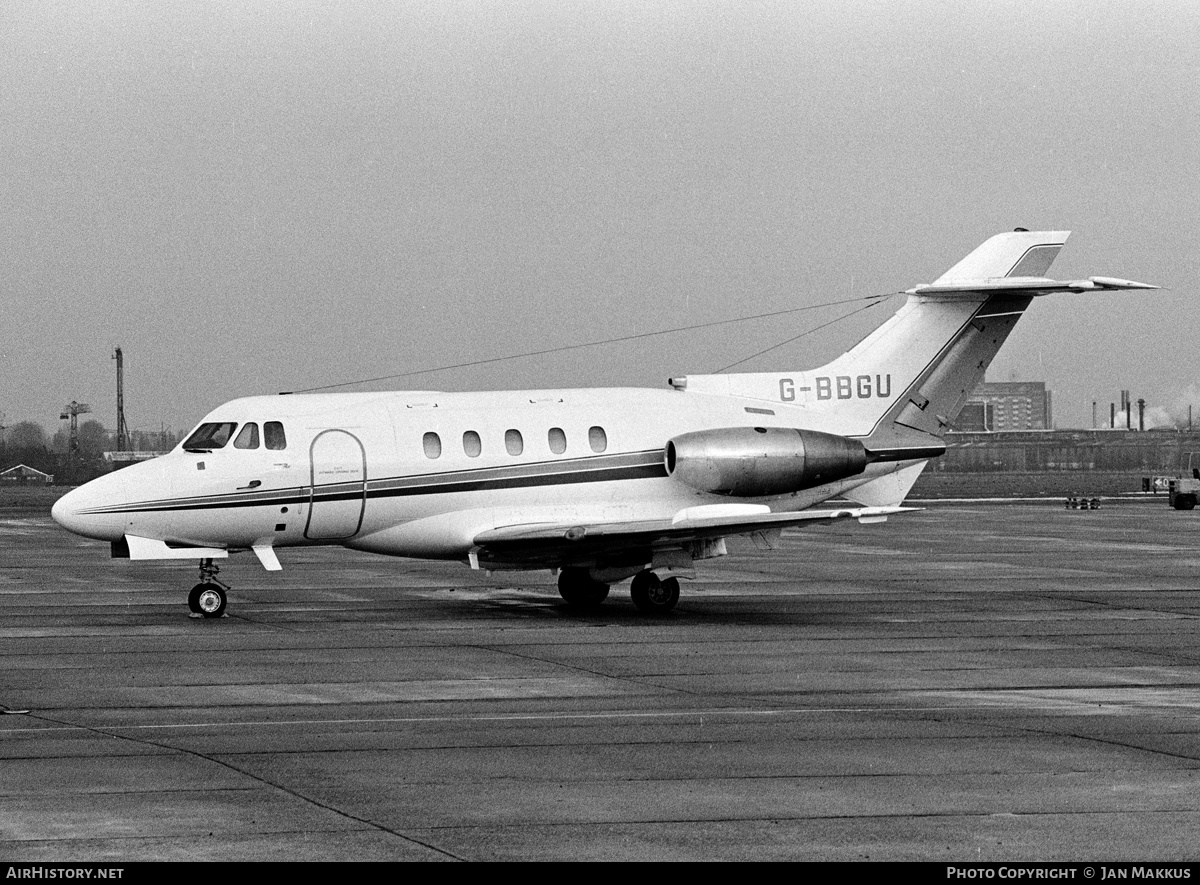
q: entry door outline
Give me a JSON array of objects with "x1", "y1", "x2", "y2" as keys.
[{"x1": 305, "y1": 429, "x2": 367, "y2": 540}]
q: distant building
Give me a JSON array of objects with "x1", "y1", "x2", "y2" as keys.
[
  {"x1": 932, "y1": 428, "x2": 1193, "y2": 474},
  {"x1": 104, "y1": 450, "x2": 165, "y2": 471},
  {"x1": 959, "y1": 381, "x2": 1052, "y2": 431},
  {"x1": 956, "y1": 401, "x2": 992, "y2": 433},
  {"x1": 0, "y1": 464, "x2": 54, "y2": 485},
  {"x1": 104, "y1": 451, "x2": 163, "y2": 464}
]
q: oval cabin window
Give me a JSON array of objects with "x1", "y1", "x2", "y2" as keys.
[
  {"x1": 548, "y1": 427, "x2": 567, "y2": 454},
  {"x1": 588, "y1": 426, "x2": 607, "y2": 453},
  {"x1": 463, "y1": 430, "x2": 481, "y2": 458},
  {"x1": 423, "y1": 432, "x2": 442, "y2": 459},
  {"x1": 505, "y1": 429, "x2": 524, "y2": 456}
]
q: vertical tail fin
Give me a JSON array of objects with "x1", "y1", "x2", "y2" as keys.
[
  {"x1": 678, "y1": 230, "x2": 1155, "y2": 446},
  {"x1": 933, "y1": 229, "x2": 1068, "y2": 283},
  {"x1": 823, "y1": 230, "x2": 1070, "y2": 442}
]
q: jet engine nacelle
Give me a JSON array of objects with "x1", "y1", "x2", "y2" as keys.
[{"x1": 665, "y1": 427, "x2": 867, "y2": 497}]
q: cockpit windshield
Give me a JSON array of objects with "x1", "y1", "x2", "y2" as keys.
[
  {"x1": 182, "y1": 420, "x2": 286, "y2": 453},
  {"x1": 182, "y1": 422, "x2": 237, "y2": 452}
]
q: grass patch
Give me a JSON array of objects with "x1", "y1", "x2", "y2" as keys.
[{"x1": 0, "y1": 485, "x2": 69, "y2": 516}]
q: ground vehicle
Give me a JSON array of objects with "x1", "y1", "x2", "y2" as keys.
[{"x1": 1169, "y1": 453, "x2": 1200, "y2": 510}]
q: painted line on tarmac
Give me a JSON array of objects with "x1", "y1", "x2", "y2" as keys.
[{"x1": 1, "y1": 700, "x2": 1089, "y2": 734}]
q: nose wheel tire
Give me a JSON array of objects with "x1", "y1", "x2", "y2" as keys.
[
  {"x1": 630, "y1": 570, "x2": 680, "y2": 614},
  {"x1": 188, "y1": 582, "x2": 227, "y2": 618}
]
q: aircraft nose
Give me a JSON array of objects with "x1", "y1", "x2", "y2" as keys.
[
  {"x1": 50, "y1": 491, "x2": 70, "y2": 527},
  {"x1": 51, "y1": 483, "x2": 124, "y2": 542},
  {"x1": 52, "y1": 486, "x2": 89, "y2": 535}
]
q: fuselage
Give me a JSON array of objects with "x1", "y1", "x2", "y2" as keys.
[{"x1": 51, "y1": 384, "x2": 906, "y2": 563}]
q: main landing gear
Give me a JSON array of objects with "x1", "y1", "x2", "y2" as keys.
[
  {"x1": 557, "y1": 567, "x2": 681, "y2": 614},
  {"x1": 188, "y1": 558, "x2": 229, "y2": 618},
  {"x1": 557, "y1": 567, "x2": 610, "y2": 608},
  {"x1": 630, "y1": 569, "x2": 680, "y2": 614}
]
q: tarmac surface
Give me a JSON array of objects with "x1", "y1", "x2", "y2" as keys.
[{"x1": 3, "y1": 498, "x2": 1200, "y2": 861}]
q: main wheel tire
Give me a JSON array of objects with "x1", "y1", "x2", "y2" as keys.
[
  {"x1": 187, "y1": 583, "x2": 207, "y2": 614},
  {"x1": 1183, "y1": 496, "x2": 1197, "y2": 511},
  {"x1": 630, "y1": 571, "x2": 680, "y2": 614},
  {"x1": 557, "y1": 568, "x2": 609, "y2": 608},
  {"x1": 189, "y1": 582, "x2": 227, "y2": 618}
]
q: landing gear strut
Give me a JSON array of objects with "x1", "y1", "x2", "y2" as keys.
[
  {"x1": 188, "y1": 558, "x2": 229, "y2": 618},
  {"x1": 557, "y1": 567, "x2": 610, "y2": 608},
  {"x1": 630, "y1": 570, "x2": 680, "y2": 614}
]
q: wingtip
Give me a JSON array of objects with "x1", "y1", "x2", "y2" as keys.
[{"x1": 1088, "y1": 276, "x2": 1161, "y2": 290}]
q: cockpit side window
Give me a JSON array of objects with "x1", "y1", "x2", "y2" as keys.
[
  {"x1": 233, "y1": 423, "x2": 260, "y2": 449},
  {"x1": 183, "y1": 422, "x2": 237, "y2": 452},
  {"x1": 264, "y1": 421, "x2": 287, "y2": 450}
]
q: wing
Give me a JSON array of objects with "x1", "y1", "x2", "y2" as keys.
[{"x1": 470, "y1": 502, "x2": 915, "y2": 570}]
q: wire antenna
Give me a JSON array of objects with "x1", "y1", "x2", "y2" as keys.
[
  {"x1": 714, "y1": 297, "x2": 892, "y2": 373},
  {"x1": 291, "y1": 292, "x2": 899, "y2": 394}
]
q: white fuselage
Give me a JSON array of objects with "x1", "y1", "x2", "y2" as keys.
[{"x1": 52, "y1": 384, "x2": 905, "y2": 563}]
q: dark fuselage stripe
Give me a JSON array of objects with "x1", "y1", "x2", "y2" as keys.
[
  {"x1": 81, "y1": 451, "x2": 669, "y2": 515},
  {"x1": 370, "y1": 460, "x2": 666, "y2": 500}
]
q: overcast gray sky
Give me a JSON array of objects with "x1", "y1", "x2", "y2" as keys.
[{"x1": 2, "y1": 0, "x2": 1197, "y2": 436}]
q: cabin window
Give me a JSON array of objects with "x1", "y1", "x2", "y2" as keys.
[
  {"x1": 505, "y1": 429, "x2": 523, "y2": 456},
  {"x1": 183, "y1": 422, "x2": 237, "y2": 451},
  {"x1": 423, "y1": 432, "x2": 442, "y2": 459},
  {"x1": 264, "y1": 421, "x2": 287, "y2": 450},
  {"x1": 233, "y1": 423, "x2": 260, "y2": 449},
  {"x1": 588, "y1": 425, "x2": 607, "y2": 453},
  {"x1": 548, "y1": 427, "x2": 567, "y2": 454},
  {"x1": 463, "y1": 430, "x2": 481, "y2": 458}
]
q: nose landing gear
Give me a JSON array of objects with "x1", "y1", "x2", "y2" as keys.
[{"x1": 188, "y1": 558, "x2": 229, "y2": 618}]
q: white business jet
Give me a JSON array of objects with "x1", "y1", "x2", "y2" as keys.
[{"x1": 52, "y1": 230, "x2": 1155, "y2": 617}]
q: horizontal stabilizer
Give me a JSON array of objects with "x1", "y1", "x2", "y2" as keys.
[{"x1": 908, "y1": 276, "x2": 1159, "y2": 297}]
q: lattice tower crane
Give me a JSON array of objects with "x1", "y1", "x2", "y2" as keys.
[{"x1": 60, "y1": 401, "x2": 91, "y2": 454}]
